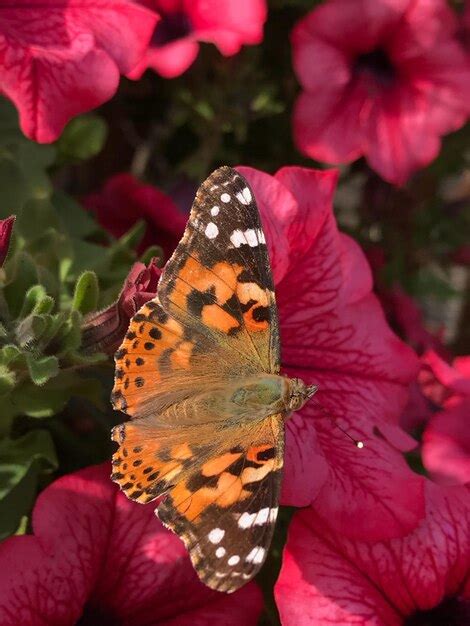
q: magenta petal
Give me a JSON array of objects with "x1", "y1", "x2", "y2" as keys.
[
  {"x1": 0, "y1": 2, "x2": 158, "y2": 142},
  {"x1": 275, "y1": 517, "x2": 401, "y2": 626},
  {"x1": 422, "y1": 400, "x2": 470, "y2": 486},
  {"x1": 275, "y1": 482, "x2": 470, "y2": 625},
  {"x1": 241, "y1": 165, "x2": 421, "y2": 537},
  {"x1": 0, "y1": 465, "x2": 263, "y2": 625},
  {"x1": 291, "y1": 0, "x2": 470, "y2": 183},
  {"x1": 128, "y1": 38, "x2": 200, "y2": 79},
  {"x1": 189, "y1": 0, "x2": 267, "y2": 54},
  {"x1": 0, "y1": 216, "x2": 15, "y2": 266}
]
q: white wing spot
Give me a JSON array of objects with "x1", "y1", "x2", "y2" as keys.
[
  {"x1": 221, "y1": 193, "x2": 231, "y2": 203},
  {"x1": 205, "y1": 222, "x2": 219, "y2": 239},
  {"x1": 244, "y1": 228, "x2": 258, "y2": 247},
  {"x1": 210, "y1": 206, "x2": 219, "y2": 216},
  {"x1": 215, "y1": 547, "x2": 226, "y2": 558},
  {"x1": 228, "y1": 555, "x2": 240, "y2": 566},
  {"x1": 254, "y1": 508, "x2": 270, "y2": 525},
  {"x1": 236, "y1": 187, "x2": 252, "y2": 205},
  {"x1": 246, "y1": 546, "x2": 266, "y2": 564},
  {"x1": 230, "y1": 229, "x2": 247, "y2": 248},
  {"x1": 238, "y1": 511, "x2": 256, "y2": 529},
  {"x1": 208, "y1": 528, "x2": 225, "y2": 544},
  {"x1": 238, "y1": 508, "x2": 276, "y2": 528}
]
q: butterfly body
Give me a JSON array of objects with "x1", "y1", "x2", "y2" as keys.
[{"x1": 110, "y1": 166, "x2": 316, "y2": 592}]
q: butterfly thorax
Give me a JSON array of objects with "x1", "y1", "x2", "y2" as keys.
[{"x1": 225, "y1": 374, "x2": 317, "y2": 422}]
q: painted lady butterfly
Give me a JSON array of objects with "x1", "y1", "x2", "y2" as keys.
[{"x1": 110, "y1": 166, "x2": 317, "y2": 592}]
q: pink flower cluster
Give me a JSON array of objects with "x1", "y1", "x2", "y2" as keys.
[{"x1": 0, "y1": 0, "x2": 266, "y2": 142}]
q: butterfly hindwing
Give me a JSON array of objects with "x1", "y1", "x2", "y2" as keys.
[{"x1": 157, "y1": 415, "x2": 284, "y2": 593}]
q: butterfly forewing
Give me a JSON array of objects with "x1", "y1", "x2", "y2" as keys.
[
  {"x1": 110, "y1": 166, "x2": 284, "y2": 593},
  {"x1": 159, "y1": 165, "x2": 280, "y2": 375}
]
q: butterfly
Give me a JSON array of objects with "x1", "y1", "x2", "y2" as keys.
[{"x1": 110, "y1": 166, "x2": 317, "y2": 593}]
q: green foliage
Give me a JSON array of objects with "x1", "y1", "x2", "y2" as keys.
[
  {"x1": 0, "y1": 98, "x2": 144, "y2": 535},
  {"x1": 56, "y1": 114, "x2": 108, "y2": 163},
  {"x1": 0, "y1": 429, "x2": 57, "y2": 539}
]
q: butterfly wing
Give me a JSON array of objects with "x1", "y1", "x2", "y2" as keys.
[
  {"x1": 111, "y1": 167, "x2": 279, "y2": 419},
  {"x1": 159, "y1": 165, "x2": 279, "y2": 376},
  {"x1": 157, "y1": 414, "x2": 284, "y2": 593}
]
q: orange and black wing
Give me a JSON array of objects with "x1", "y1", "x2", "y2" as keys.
[{"x1": 111, "y1": 166, "x2": 279, "y2": 418}]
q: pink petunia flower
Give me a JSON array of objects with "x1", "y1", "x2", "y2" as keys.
[
  {"x1": 0, "y1": 1, "x2": 158, "y2": 143},
  {"x1": 291, "y1": 0, "x2": 470, "y2": 185},
  {"x1": 0, "y1": 464, "x2": 263, "y2": 626},
  {"x1": 275, "y1": 481, "x2": 470, "y2": 626},
  {"x1": 419, "y1": 350, "x2": 470, "y2": 485},
  {"x1": 82, "y1": 258, "x2": 161, "y2": 355},
  {"x1": 0, "y1": 215, "x2": 15, "y2": 266},
  {"x1": 128, "y1": 0, "x2": 267, "y2": 79},
  {"x1": 239, "y1": 165, "x2": 423, "y2": 540},
  {"x1": 85, "y1": 173, "x2": 188, "y2": 259}
]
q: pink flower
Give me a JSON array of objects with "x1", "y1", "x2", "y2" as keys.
[
  {"x1": 128, "y1": 0, "x2": 267, "y2": 79},
  {"x1": 0, "y1": 464, "x2": 263, "y2": 625},
  {"x1": 384, "y1": 286, "x2": 448, "y2": 357},
  {"x1": 239, "y1": 165, "x2": 423, "y2": 540},
  {"x1": 292, "y1": 0, "x2": 470, "y2": 185},
  {"x1": 275, "y1": 481, "x2": 470, "y2": 626},
  {"x1": 82, "y1": 258, "x2": 161, "y2": 355},
  {"x1": 0, "y1": 216, "x2": 15, "y2": 266},
  {"x1": 85, "y1": 173, "x2": 187, "y2": 259},
  {"x1": 0, "y1": 1, "x2": 158, "y2": 143},
  {"x1": 419, "y1": 351, "x2": 470, "y2": 485}
]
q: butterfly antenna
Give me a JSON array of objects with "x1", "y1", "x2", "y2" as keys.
[{"x1": 310, "y1": 397, "x2": 364, "y2": 448}]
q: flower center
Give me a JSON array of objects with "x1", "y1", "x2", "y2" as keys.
[
  {"x1": 404, "y1": 597, "x2": 470, "y2": 626},
  {"x1": 354, "y1": 48, "x2": 396, "y2": 86},
  {"x1": 76, "y1": 604, "x2": 120, "y2": 626},
  {"x1": 152, "y1": 11, "x2": 192, "y2": 46}
]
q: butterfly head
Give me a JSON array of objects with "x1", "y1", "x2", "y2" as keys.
[{"x1": 287, "y1": 377, "x2": 318, "y2": 412}]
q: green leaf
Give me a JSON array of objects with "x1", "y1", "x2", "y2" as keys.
[
  {"x1": 16, "y1": 198, "x2": 61, "y2": 239},
  {"x1": 0, "y1": 344, "x2": 21, "y2": 365},
  {"x1": 15, "y1": 140, "x2": 55, "y2": 200},
  {"x1": 0, "y1": 364, "x2": 16, "y2": 395},
  {"x1": 0, "y1": 155, "x2": 28, "y2": 214},
  {"x1": 0, "y1": 430, "x2": 58, "y2": 539},
  {"x1": 116, "y1": 220, "x2": 145, "y2": 250},
  {"x1": 26, "y1": 354, "x2": 59, "y2": 386},
  {"x1": 19, "y1": 285, "x2": 49, "y2": 318},
  {"x1": 53, "y1": 190, "x2": 98, "y2": 239},
  {"x1": 10, "y1": 372, "x2": 104, "y2": 418},
  {"x1": 140, "y1": 245, "x2": 164, "y2": 265},
  {"x1": 3, "y1": 251, "x2": 39, "y2": 318},
  {"x1": 57, "y1": 114, "x2": 108, "y2": 161},
  {"x1": 72, "y1": 271, "x2": 99, "y2": 315}
]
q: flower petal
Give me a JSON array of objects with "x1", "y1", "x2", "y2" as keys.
[
  {"x1": 241, "y1": 165, "x2": 422, "y2": 538},
  {"x1": 275, "y1": 482, "x2": 470, "y2": 625},
  {"x1": 0, "y1": 216, "x2": 15, "y2": 267},
  {"x1": 422, "y1": 400, "x2": 470, "y2": 486},
  {"x1": 0, "y1": 1, "x2": 158, "y2": 142},
  {"x1": 0, "y1": 465, "x2": 263, "y2": 625}
]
